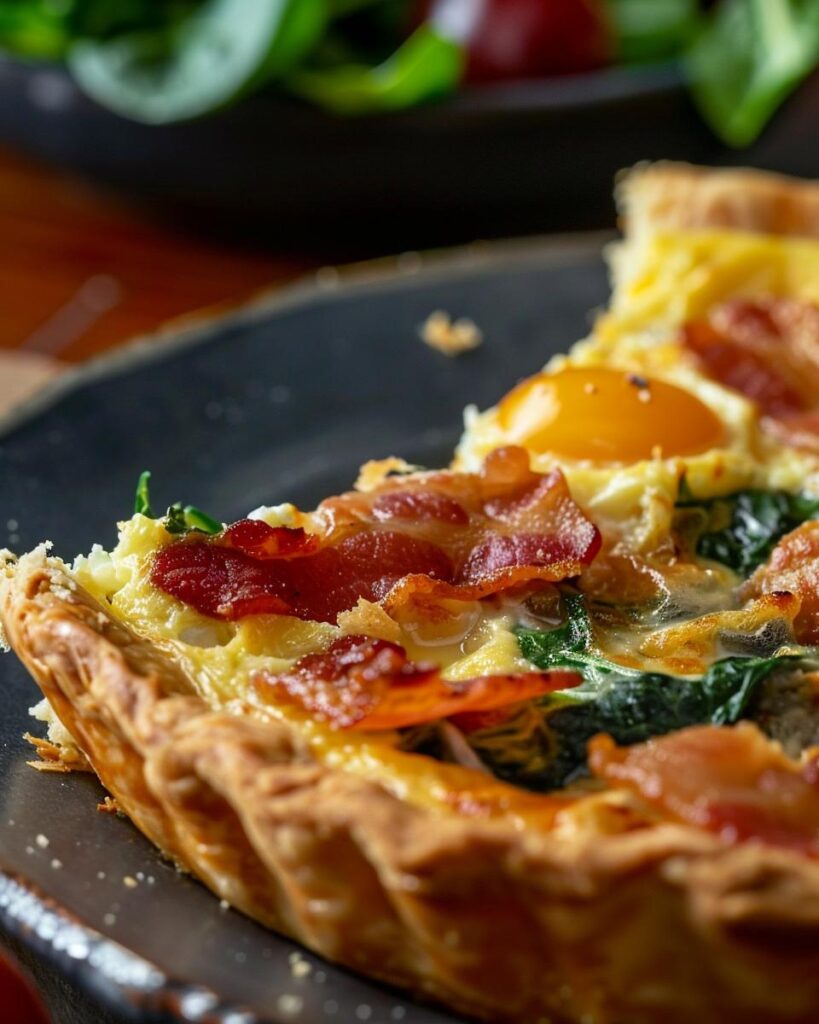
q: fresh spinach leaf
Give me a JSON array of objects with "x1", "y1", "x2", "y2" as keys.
[
  {"x1": 133, "y1": 469, "x2": 153, "y2": 517},
  {"x1": 676, "y1": 488, "x2": 819, "y2": 575},
  {"x1": 608, "y1": 0, "x2": 702, "y2": 64},
  {"x1": 687, "y1": 0, "x2": 819, "y2": 146},
  {"x1": 164, "y1": 501, "x2": 222, "y2": 536},
  {"x1": 0, "y1": 0, "x2": 75, "y2": 60},
  {"x1": 69, "y1": 0, "x2": 326, "y2": 124},
  {"x1": 286, "y1": 22, "x2": 462, "y2": 115}
]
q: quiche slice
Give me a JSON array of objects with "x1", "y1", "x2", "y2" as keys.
[{"x1": 6, "y1": 163, "x2": 819, "y2": 1024}]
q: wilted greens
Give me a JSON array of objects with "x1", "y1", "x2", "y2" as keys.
[
  {"x1": 675, "y1": 488, "x2": 819, "y2": 576},
  {"x1": 461, "y1": 593, "x2": 802, "y2": 790},
  {"x1": 133, "y1": 471, "x2": 222, "y2": 536}
]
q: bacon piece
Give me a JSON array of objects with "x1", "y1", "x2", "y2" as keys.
[
  {"x1": 152, "y1": 531, "x2": 453, "y2": 623},
  {"x1": 764, "y1": 408, "x2": 819, "y2": 454},
  {"x1": 682, "y1": 298, "x2": 819, "y2": 446},
  {"x1": 683, "y1": 298, "x2": 819, "y2": 416},
  {"x1": 222, "y1": 519, "x2": 320, "y2": 559},
  {"x1": 255, "y1": 634, "x2": 580, "y2": 730},
  {"x1": 742, "y1": 520, "x2": 819, "y2": 644},
  {"x1": 372, "y1": 490, "x2": 469, "y2": 526},
  {"x1": 589, "y1": 723, "x2": 819, "y2": 856},
  {"x1": 151, "y1": 446, "x2": 600, "y2": 624}
]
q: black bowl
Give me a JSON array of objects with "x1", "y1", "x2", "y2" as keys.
[{"x1": 2, "y1": 55, "x2": 819, "y2": 254}]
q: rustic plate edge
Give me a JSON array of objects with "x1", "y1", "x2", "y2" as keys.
[{"x1": 0, "y1": 231, "x2": 613, "y2": 442}]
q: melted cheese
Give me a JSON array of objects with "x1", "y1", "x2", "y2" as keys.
[{"x1": 60, "y1": 227, "x2": 819, "y2": 825}]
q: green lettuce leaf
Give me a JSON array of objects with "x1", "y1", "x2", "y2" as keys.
[{"x1": 687, "y1": 0, "x2": 819, "y2": 146}]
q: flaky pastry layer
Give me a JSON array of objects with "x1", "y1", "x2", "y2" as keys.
[{"x1": 4, "y1": 550, "x2": 819, "y2": 1024}]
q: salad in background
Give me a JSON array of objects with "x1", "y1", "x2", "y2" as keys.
[{"x1": 0, "y1": 0, "x2": 816, "y2": 146}]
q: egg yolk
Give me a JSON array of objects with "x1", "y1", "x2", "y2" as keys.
[{"x1": 497, "y1": 367, "x2": 726, "y2": 462}]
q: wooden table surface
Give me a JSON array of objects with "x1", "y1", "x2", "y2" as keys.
[{"x1": 0, "y1": 146, "x2": 325, "y2": 416}]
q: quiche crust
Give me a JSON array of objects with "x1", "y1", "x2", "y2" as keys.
[
  {"x1": 609, "y1": 162, "x2": 819, "y2": 304},
  {"x1": 5, "y1": 550, "x2": 819, "y2": 1024},
  {"x1": 617, "y1": 162, "x2": 819, "y2": 240}
]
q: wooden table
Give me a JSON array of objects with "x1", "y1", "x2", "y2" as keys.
[{"x1": 0, "y1": 147, "x2": 323, "y2": 416}]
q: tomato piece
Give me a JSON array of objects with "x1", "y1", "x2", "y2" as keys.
[{"x1": 428, "y1": 0, "x2": 611, "y2": 83}]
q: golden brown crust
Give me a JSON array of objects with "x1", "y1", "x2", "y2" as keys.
[
  {"x1": 5, "y1": 549, "x2": 819, "y2": 1023},
  {"x1": 618, "y1": 162, "x2": 819, "y2": 239},
  {"x1": 606, "y1": 162, "x2": 819, "y2": 314}
]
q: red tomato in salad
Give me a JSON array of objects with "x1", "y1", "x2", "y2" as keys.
[
  {"x1": 426, "y1": 0, "x2": 611, "y2": 83},
  {"x1": 0, "y1": 948, "x2": 50, "y2": 1024}
]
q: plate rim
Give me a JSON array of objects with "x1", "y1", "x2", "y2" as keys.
[
  {"x1": 0, "y1": 230, "x2": 611, "y2": 442},
  {"x1": 0, "y1": 869, "x2": 275, "y2": 1023},
  {"x1": 0, "y1": 53, "x2": 682, "y2": 122}
]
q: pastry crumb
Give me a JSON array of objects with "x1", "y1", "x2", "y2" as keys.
[
  {"x1": 35, "y1": 833, "x2": 49, "y2": 849},
  {"x1": 276, "y1": 994, "x2": 304, "y2": 1016},
  {"x1": 25, "y1": 701, "x2": 91, "y2": 773},
  {"x1": 354, "y1": 456, "x2": 419, "y2": 492},
  {"x1": 50, "y1": 858, "x2": 62, "y2": 870},
  {"x1": 419, "y1": 310, "x2": 482, "y2": 356},
  {"x1": 123, "y1": 875, "x2": 138, "y2": 888},
  {"x1": 288, "y1": 952, "x2": 312, "y2": 979},
  {"x1": 219, "y1": 899, "x2": 230, "y2": 910},
  {"x1": 97, "y1": 796, "x2": 121, "y2": 814}
]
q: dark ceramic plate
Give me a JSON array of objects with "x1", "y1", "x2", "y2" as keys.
[{"x1": 0, "y1": 235, "x2": 609, "y2": 1024}]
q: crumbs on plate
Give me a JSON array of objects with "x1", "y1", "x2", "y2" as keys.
[{"x1": 419, "y1": 310, "x2": 483, "y2": 356}]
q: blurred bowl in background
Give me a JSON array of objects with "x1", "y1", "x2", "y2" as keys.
[{"x1": 2, "y1": 55, "x2": 818, "y2": 254}]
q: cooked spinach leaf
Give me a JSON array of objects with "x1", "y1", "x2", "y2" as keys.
[
  {"x1": 164, "y1": 501, "x2": 222, "y2": 536},
  {"x1": 487, "y1": 595, "x2": 801, "y2": 790},
  {"x1": 676, "y1": 488, "x2": 819, "y2": 575},
  {"x1": 133, "y1": 469, "x2": 153, "y2": 517},
  {"x1": 516, "y1": 592, "x2": 632, "y2": 689},
  {"x1": 131, "y1": 471, "x2": 221, "y2": 536}
]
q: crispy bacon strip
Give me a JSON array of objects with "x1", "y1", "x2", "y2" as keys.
[
  {"x1": 742, "y1": 520, "x2": 819, "y2": 644},
  {"x1": 151, "y1": 447, "x2": 600, "y2": 624},
  {"x1": 682, "y1": 298, "x2": 819, "y2": 447},
  {"x1": 590, "y1": 723, "x2": 819, "y2": 856},
  {"x1": 254, "y1": 634, "x2": 580, "y2": 730}
]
